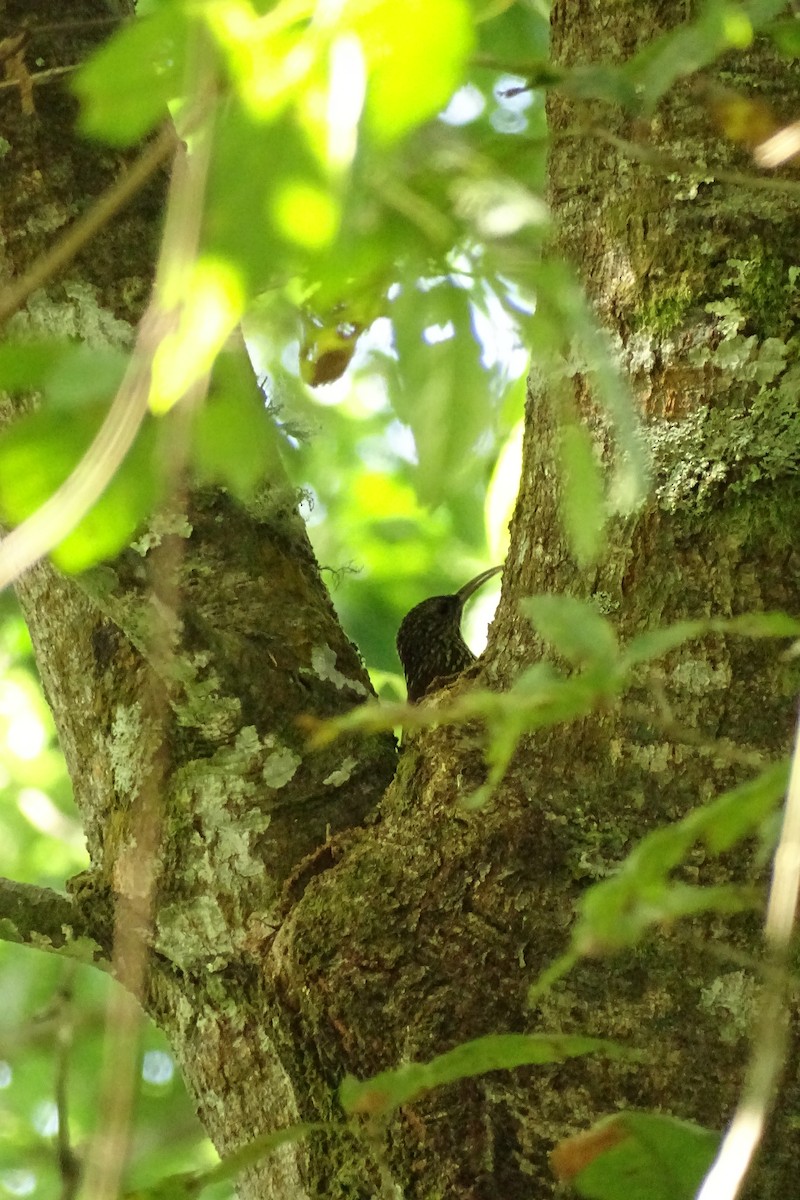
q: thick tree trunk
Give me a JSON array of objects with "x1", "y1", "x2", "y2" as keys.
[{"x1": 3, "y1": 2, "x2": 800, "y2": 1199}]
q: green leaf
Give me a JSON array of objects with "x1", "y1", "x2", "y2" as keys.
[
  {"x1": 521, "y1": 594, "x2": 619, "y2": 668},
  {"x1": 570, "y1": 762, "x2": 787, "y2": 955},
  {"x1": 0, "y1": 342, "x2": 127, "y2": 407},
  {"x1": 558, "y1": 422, "x2": 606, "y2": 566},
  {"x1": 623, "y1": 1, "x2": 755, "y2": 116},
  {"x1": 553, "y1": 1111, "x2": 719, "y2": 1200},
  {"x1": 767, "y1": 17, "x2": 800, "y2": 56},
  {"x1": 125, "y1": 1122, "x2": 321, "y2": 1199},
  {"x1": 353, "y1": 0, "x2": 475, "y2": 143},
  {"x1": 74, "y1": 9, "x2": 190, "y2": 145},
  {"x1": 0, "y1": 404, "x2": 159, "y2": 572},
  {"x1": 390, "y1": 282, "x2": 490, "y2": 505},
  {"x1": 718, "y1": 611, "x2": 800, "y2": 638},
  {"x1": 621, "y1": 621, "x2": 708, "y2": 667},
  {"x1": 204, "y1": 104, "x2": 331, "y2": 294},
  {"x1": 191, "y1": 355, "x2": 282, "y2": 498},
  {"x1": 340, "y1": 1033, "x2": 635, "y2": 1117},
  {"x1": 530, "y1": 260, "x2": 650, "y2": 513},
  {"x1": 622, "y1": 612, "x2": 800, "y2": 669},
  {"x1": 695, "y1": 759, "x2": 789, "y2": 853}
]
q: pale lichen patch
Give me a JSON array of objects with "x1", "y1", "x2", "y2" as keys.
[
  {"x1": 323, "y1": 756, "x2": 357, "y2": 787},
  {"x1": 311, "y1": 644, "x2": 369, "y2": 696},
  {"x1": 12, "y1": 281, "x2": 133, "y2": 347},
  {"x1": 131, "y1": 511, "x2": 193, "y2": 557},
  {"x1": 110, "y1": 702, "x2": 144, "y2": 798},
  {"x1": 669, "y1": 659, "x2": 731, "y2": 694},
  {"x1": 263, "y1": 745, "x2": 301, "y2": 788},
  {"x1": 699, "y1": 970, "x2": 757, "y2": 1044},
  {"x1": 156, "y1": 895, "x2": 234, "y2": 970}
]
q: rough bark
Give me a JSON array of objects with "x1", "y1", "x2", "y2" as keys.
[{"x1": 3, "y1": 2, "x2": 800, "y2": 1199}]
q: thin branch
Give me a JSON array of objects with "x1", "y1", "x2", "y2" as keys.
[
  {"x1": 0, "y1": 877, "x2": 104, "y2": 961},
  {"x1": 80, "y1": 29, "x2": 220, "y2": 1200},
  {"x1": 594, "y1": 127, "x2": 800, "y2": 198},
  {"x1": 54, "y1": 968, "x2": 82, "y2": 1200},
  {"x1": 0, "y1": 63, "x2": 78, "y2": 92},
  {"x1": 696, "y1": 704, "x2": 800, "y2": 1200}
]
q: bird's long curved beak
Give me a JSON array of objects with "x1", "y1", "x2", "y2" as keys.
[{"x1": 456, "y1": 564, "x2": 503, "y2": 608}]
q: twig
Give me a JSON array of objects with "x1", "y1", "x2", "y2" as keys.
[
  {"x1": 595, "y1": 127, "x2": 800, "y2": 198},
  {"x1": 78, "y1": 29, "x2": 219, "y2": 1200},
  {"x1": 0, "y1": 63, "x2": 77, "y2": 92},
  {"x1": 54, "y1": 969, "x2": 81, "y2": 1200},
  {"x1": 696, "y1": 704, "x2": 800, "y2": 1200}
]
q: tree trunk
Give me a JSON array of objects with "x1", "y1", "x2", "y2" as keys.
[{"x1": 3, "y1": 2, "x2": 800, "y2": 1198}]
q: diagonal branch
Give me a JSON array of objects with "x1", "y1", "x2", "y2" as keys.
[{"x1": 0, "y1": 876, "x2": 106, "y2": 964}]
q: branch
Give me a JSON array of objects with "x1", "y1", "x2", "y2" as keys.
[{"x1": 0, "y1": 877, "x2": 106, "y2": 965}]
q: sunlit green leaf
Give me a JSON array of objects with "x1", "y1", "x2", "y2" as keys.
[
  {"x1": 0, "y1": 342, "x2": 127, "y2": 406},
  {"x1": 192, "y1": 356, "x2": 281, "y2": 497},
  {"x1": 390, "y1": 281, "x2": 491, "y2": 505},
  {"x1": 0, "y1": 404, "x2": 159, "y2": 572},
  {"x1": 552, "y1": 1111, "x2": 719, "y2": 1200},
  {"x1": 74, "y1": 8, "x2": 190, "y2": 144},
  {"x1": 352, "y1": 0, "x2": 474, "y2": 143},
  {"x1": 204, "y1": 103, "x2": 328, "y2": 293}
]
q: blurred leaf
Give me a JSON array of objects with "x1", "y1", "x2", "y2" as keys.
[
  {"x1": 721, "y1": 611, "x2": 800, "y2": 638},
  {"x1": 702, "y1": 84, "x2": 779, "y2": 148},
  {"x1": 621, "y1": 621, "x2": 709, "y2": 668},
  {"x1": 352, "y1": 0, "x2": 475, "y2": 143},
  {"x1": 521, "y1": 594, "x2": 620, "y2": 668},
  {"x1": 531, "y1": 261, "x2": 650, "y2": 515},
  {"x1": 150, "y1": 258, "x2": 246, "y2": 414},
  {"x1": 192, "y1": 357, "x2": 281, "y2": 497},
  {"x1": 340, "y1": 1033, "x2": 634, "y2": 1117},
  {"x1": 203, "y1": 104, "x2": 329, "y2": 294},
  {"x1": 622, "y1": 612, "x2": 800, "y2": 669},
  {"x1": 127, "y1": 1121, "x2": 319, "y2": 1199},
  {"x1": 696, "y1": 759, "x2": 789, "y2": 852},
  {"x1": 767, "y1": 17, "x2": 800, "y2": 56},
  {"x1": 390, "y1": 281, "x2": 491, "y2": 505},
  {"x1": 624, "y1": 0, "x2": 755, "y2": 115},
  {"x1": 570, "y1": 762, "x2": 787, "y2": 955},
  {"x1": 0, "y1": 342, "x2": 127, "y2": 407},
  {"x1": 550, "y1": 1111, "x2": 719, "y2": 1199},
  {"x1": 0, "y1": 404, "x2": 159, "y2": 572},
  {"x1": 74, "y1": 8, "x2": 190, "y2": 145},
  {"x1": 558, "y1": 422, "x2": 605, "y2": 566}
]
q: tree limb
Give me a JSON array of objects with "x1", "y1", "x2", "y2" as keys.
[{"x1": 0, "y1": 876, "x2": 107, "y2": 965}]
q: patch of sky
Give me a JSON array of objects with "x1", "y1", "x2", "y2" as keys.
[{"x1": 439, "y1": 84, "x2": 487, "y2": 127}]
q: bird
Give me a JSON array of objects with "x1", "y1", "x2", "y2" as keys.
[{"x1": 396, "y1": 566, "x2": 503, "y2": 702}]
